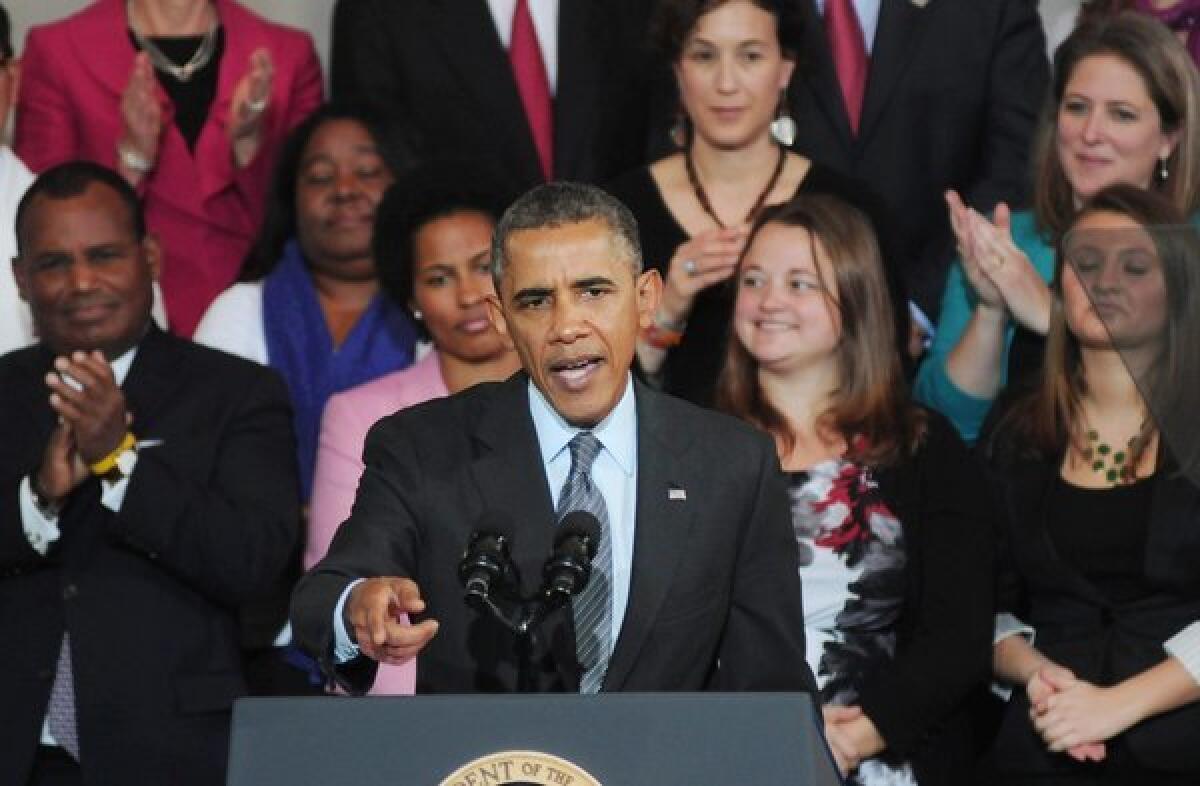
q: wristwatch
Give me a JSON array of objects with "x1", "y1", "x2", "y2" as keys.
[{"x1": 30, "y1": 474, "x2": 63, "y2": 517}]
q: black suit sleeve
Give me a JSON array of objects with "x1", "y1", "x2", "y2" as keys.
[
  {"x1": 290, "y1": 413, "x2": 424, "y2": 694},
  {"x1": 110, "y1": 368, "x2": 300, "y2": 608},
  {"x1": 963, "y1": 0, "x2": 1049, "y2": 213},
  {"x1": 711, "y1": 432, "x2": 817, "y2": 693},
  {"x1": 857, "y1": 416, "x2": 995, "y2": 756}
]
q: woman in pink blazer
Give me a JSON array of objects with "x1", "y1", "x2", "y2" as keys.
[
  {"x1": 15, "y1": 0, "x2": 323, "y2": 336},
  {"x1": 308, "y1": 166, "x2": 521, "y2": 694}
]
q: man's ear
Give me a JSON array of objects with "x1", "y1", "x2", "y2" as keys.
[
  {"x1": 635, "y1": 269, "x2": 663, "y2": 330},
  {"x1": 485, "y1": 293, "x2": 509, "y2": 338},
  {"x1": 142, "y1": 234, "x2": 162, "y2": 281}
]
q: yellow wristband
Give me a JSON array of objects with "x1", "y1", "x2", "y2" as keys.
[{"x1": 89, "y1": 432, "x2": 137, "y2": 476}]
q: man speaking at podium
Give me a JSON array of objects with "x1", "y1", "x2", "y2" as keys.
[{"x1": 292, "y1": 183, "x2": 815, "y2": 696}]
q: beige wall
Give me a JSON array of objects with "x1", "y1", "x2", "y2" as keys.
[{"x1": 7, "y1": 0, "x2": 336, "y2": 78}]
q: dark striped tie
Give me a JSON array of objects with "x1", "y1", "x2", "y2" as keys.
[{"x1": 557, "y1": 432, "x2": 612, "y2": 694}]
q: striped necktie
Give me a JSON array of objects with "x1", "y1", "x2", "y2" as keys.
[{"x1": 556, "y1": 432, "x2": 612, "y2": 694}]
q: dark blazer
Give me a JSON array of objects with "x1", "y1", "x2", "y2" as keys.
[
  {"x1": 787, "y1": 0, "x2": 1049, "y2": 316},
  {"x1": 291, "y1": 373, "x2": 816, "y2": 695},
  {"x1": 330, "y1": 0, "x2": 656, "y2": 194},
  {"x1": 982, "y1": 427, "x2": 1200, "y2": 776},
  {"x1": 857, "y1": 411, "x2": 995, "y2": 785},
  {"x1": 0, "y1": 329, "x2": 300, "y2": 786}
]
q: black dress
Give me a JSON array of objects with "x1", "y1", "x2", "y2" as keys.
[
  {"x1": 605, "y1": 163, "x2": 911, "y2": 407},
  {"x1": 980, "y1": 417, "x2": 1200, "y2": 785}
]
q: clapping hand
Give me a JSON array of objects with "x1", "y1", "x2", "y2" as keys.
[
  {"x1": 228, "y1": 48, "x2": 274, "y2": 167},
  {"x1": 945, "y1": 192, "x2": 1052, "y2": 335},
  {"x1": 119, "y1": 52, "x2": 164, "y2": 177},
  {"x1": 37, "y1": 351, "x2": 130, "y2": 506}
]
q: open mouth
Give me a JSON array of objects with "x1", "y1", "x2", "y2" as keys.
[
  {"x1": 549, "y1": 356, "x2": 604, "y2": 391},
  {"x1": 754, "y1": 319, "x2": 797, "y2": 332}
]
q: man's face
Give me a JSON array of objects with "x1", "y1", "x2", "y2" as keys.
[
  {"x1": 13, "y1": 183, "x2": 158, "y2": 357},
  {"x1": 488, "y1": 219, "x2": 660, "y2": 427}
]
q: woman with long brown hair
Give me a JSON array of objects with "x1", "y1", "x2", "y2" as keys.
[
  {"x1": 915, "y1": 13, "x2": 1200, "y2": 444},
  {"x1": 717, "y1": 194, "x2": 992, "y2": 785},
  {"x1": 984, "y1": 184, "x2": 1200, "y2": 783}
]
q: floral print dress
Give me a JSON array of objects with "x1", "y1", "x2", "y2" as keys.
[{"x1": 789, "y1": 459, "x2": 916, "y2": 786}]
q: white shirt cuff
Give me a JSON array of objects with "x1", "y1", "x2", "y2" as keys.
[
  {"x1": 1164, "y1": 622, "x2": 1200, "y2": 686},
  {"x1": 333, "y1": 578, "x2": 365, "y2": 664},
  {"x1": 992, "y1": 612, "x2": 1037, "y2": 700},
  {"x1": 20, "y1": 476, "x2": 61, "y2": 556}
]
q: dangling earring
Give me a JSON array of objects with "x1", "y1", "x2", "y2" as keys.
[
  {"x1": 411, "y1": 308, "x2": 423, "y2": 322},
  {"x1": 769, "y1": 90, "x2": 796, "y2": 147},
  {"x1": 670, "y1": 110, "x2": 689, "y2": 149},
  {"x1": 1159, "y1": 155, "x2": 1170, "y2": 183}
]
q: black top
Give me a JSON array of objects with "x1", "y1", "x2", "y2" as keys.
[
  {"x1": 1048, "y1": 476, "x2": 1155, "y2": 605},
  {"x1": 128, "y1": 28, "x2": 224, "y2": 151},
  {"x1": 605, "y1": 162, "x2": 910, "y2": 407}
]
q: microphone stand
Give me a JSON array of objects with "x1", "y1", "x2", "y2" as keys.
[{"x1": 467, "y1": 589, "x2": 569, "y2": 693}]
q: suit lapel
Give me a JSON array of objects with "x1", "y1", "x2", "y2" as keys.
[
  {"x1": 603, "y1": 385, "x2": 697, "y2": 691},
  {"x1": 553, "y1": 0, "x2": 600, "y2": 180},
  {"x1": 121, "y1": 328, "x2": 186, "y2": 434},
  {"x1": 857, "y1": 0, "x2": 931, "y2": 145},
  {"x1": 796, "y1": 0, "x2": 855, "y2": 152},
  {"x1": 467, "y1": 374, "x2": 558, "y2": 587},
  {"x1": 426, "y1": 0, "x2": 542, "y2": 185},
  {"x1": 66, "y1": 0, "x2": 138, "y2": 98}
]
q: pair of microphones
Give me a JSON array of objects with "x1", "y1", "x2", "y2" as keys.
[{"x1": 458, "y1": 510, "x2": 601, "y2": 612}]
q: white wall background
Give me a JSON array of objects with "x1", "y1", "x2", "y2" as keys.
[{"x1": 7, "y1": 0, "x2": 337, "y2": 78}]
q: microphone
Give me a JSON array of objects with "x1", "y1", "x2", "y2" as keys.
[
  {"x1": 543, "y1": 511, "x2": 601, "y2": 603},
  {"x1": 458, "y1": 511, "x2": 515, "y2": 606}
]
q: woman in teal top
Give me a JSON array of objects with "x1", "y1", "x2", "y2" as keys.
[{"x1": 915, "y1": 13, "x2": 1200, "y2": 443}]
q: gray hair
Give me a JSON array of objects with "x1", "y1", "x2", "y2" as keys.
[{"x1": 490, "y1": 182, "x2": 643, "y2": 284}]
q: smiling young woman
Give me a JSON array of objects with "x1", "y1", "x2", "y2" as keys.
[{"x1": 717, "y1": 194, "x2": 993, "y2": 786}]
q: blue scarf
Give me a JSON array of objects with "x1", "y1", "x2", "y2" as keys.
[{"x1": 262, "y1": 240, "x2": 416, "y2": 499}]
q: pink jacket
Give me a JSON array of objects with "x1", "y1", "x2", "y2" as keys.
[
  {"x1": 15, "y1": 0, "x2": 323, "y2": 337},
  {"x1": 308, "y1": 351, "x2": 449, "y2": 695}
]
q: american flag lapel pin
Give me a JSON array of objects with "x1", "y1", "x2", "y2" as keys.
[{"x1": 668, "y1": 486, "x2": 687, "y2": 501}]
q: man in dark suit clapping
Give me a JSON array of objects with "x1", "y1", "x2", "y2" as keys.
[
  {"x1": 0, "y1": 162, "x2": 299, "y2": 786},
  {"x1": 292, "y1": 182, "x2": 815, "y2": 696}
]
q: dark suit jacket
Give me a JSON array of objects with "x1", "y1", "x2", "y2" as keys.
[
  {"x1": 982, "y1": 427, "x2": 1200, "y2": 775},
  {"x1": 0, "y1": 329, "x2": 300, "y2": 786},
  {"x1": 330, "y1": 0, "x2": 656, "y2": 193},
  {"x1": 788, "y1": 0, "x2": 1049, "y2": 316},
  {"x1": 292, "y1": 373, "x2": 816, "y2": 695}
]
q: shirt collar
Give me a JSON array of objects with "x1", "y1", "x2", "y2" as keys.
[
  {"x1": 110, "y1": 345, "x2": 138, "y2": 386},
  {"x1": 527, "y1": 374, "x2": 637, "y2": 477}
]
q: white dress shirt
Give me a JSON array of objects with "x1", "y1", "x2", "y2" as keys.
[{"x1": 485, "y1": 0, "x2": 559, "y2": 94}]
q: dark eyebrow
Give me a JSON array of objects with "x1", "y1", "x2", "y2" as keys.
[
  {"x1": 573, "y1": 276, "x2": 616, "y2": 290},
  {"x1": 419, "y1": 262, "x2": 456, "y2": 275},
  {"x1": 514, "y1": 286, "x2": 554, "y2": 300}
]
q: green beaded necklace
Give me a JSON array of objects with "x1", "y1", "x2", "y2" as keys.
[{"x1": 1081, "y1": 430, "x2": 1137, "y2": 485}]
